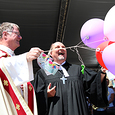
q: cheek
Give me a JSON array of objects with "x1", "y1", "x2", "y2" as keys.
[
  {"x1": 9, "y1": 35, "x2": 16, "y2": 41},
  {"x1": 52, "y1": 49, "x2": 58, "y2": 54},
  {"x1": 10, "y1": 33, "x2": 16, "y2": 38},
  {"x1": 51, "y1": 51, "x2": 58, "y2": 58},
  {"x1": 13, "y1": 34, "x2": 17, "y2": 38},
  {"x1": 64, "y1": 50, "x2": 67, "y2": 55}
]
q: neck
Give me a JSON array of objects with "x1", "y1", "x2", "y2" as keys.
[
  {"x1": 54, "y1": 60, "x2": 66, "y2": 65},
  {"x1": 0, "y1": 42, "x2": 15, "y2": 51}
]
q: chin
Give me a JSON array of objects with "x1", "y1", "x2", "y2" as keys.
[
  {"x1": 58, "y1": 57, "x2": 65, "y2": 60},
  {"x1": 15, "y1": 45, "x2": 20, "y2": 50}
]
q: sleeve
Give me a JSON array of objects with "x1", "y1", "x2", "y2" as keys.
[
  {"x1": 82, "y1": 68, "x2": 108, "y2": 107},
  {"x1": 33, "y1": 70, "x2": 48, "y2": 115},
  {"x1": 110, "y1": 88, "x2": 114, "y2": 94},
  {"x1": 1, "y1": 53, "x2": 34, "y2": 86}
]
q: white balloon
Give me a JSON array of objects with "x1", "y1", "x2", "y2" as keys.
[{"x1": 104, "y1": 5, "x2": 115, "y2": 41}]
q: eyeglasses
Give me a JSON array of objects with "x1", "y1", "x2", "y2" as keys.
[{"x1": 7, "y1": 31, "x2": 21, "y2": 38}]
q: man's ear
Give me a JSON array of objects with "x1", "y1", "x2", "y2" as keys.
[
  {"x1": 2, "y1": 31, "x2": 8, "y2": 40},
  {"x1": 49, "y1": 51, "x2": 52, "y2": 57}
]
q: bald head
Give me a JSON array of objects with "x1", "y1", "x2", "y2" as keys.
[{"x1": 49, "y1": 42, "x2": 67, "y2": 64}]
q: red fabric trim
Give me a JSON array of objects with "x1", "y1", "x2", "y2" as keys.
[
  {"x1": 0, "y1": 50, "x2": 11, "y2": 58},
  {"x1": 0, "y1": 49, "x2": 34, "y2": 114},
  {"x1": 27, "y1": 82, "x2": 34, "y2": 113},
  {"x1": 0, "y1": 68, "x2": 27, "y2": 115}
]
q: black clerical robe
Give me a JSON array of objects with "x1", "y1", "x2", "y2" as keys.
[{"x1": 33, "y1": 62, "x2": 108, "y2": 115}]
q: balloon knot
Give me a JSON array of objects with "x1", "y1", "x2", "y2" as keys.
[{"x1": 85, "y1": 35, "x2": 89, "y2": 39}]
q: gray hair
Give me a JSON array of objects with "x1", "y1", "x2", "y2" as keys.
[
  {"x1": 48, "y1": 43, "x2": 54, "y2": 56},
  {"x1": 0, "y1": 22, "x2": 19, "y2": 39}
]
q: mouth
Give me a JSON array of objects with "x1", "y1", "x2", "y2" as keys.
[
  {"x1": 58, "y1": 52, "x2": 65, "y2": 60},
  {"x1": 58, "y1": 52, "x2": 64, "y2": 56},
  {"x1": 16, "y1": 40, "x2": 20, "y2": 45}
]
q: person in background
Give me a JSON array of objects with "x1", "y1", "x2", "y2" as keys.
[
  {"x1": 106, "y1": 78, "x2": 115, "y2": 115},
  {"x1": 112, "y1": 87, "x2": 115, "y2": 107},
  {"x1": 93, "y1": 78, "x2": 115, "y2": 115}
]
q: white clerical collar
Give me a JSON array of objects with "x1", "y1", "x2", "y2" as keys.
[
  {"x1": 60, "y1": 61, "x2": 66, "y2": 66},
  {"x1": 54, "y1": 61, "x2": 69, "y2": 77},
  {"x1": 0, "y1": 45, "x2": 15, "y2": 56}
]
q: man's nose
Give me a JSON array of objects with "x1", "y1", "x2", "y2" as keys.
[
  {"x1": 19, "y1": 35, "x2": 22, "y2": 39},
  {"x1": 59, "y1": 47, "x2": 63, "y2": 50},
  {"x1": 59, "y1": 46, "x2": 65, "y2": 49}
]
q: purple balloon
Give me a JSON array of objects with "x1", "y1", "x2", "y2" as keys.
[
  {"x1": 102, "y1": 43, "x2": 115, "y2": 75},
  {"x1": 80, "y1": 18, "x2": 108, "y2": 49}
]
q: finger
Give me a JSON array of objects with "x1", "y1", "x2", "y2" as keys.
[
  {"x1": 34, "y1": 50, "x2": 44, "y2": 57},
  {"x1": 35, "y1": 49, "x2": 43, "y2": 53},
  {"x1": 48, "y1": 83, "x2": 51, "y2": 90},
  {"x1": 29, "y1": 48, "x2": 44, "y2": 54},
  {"x1": 51, "y1": 86, "x2": 56, "y2": 91},
  {"x1": 32, "y1": 47, "x2": 44, "y2": 52}
]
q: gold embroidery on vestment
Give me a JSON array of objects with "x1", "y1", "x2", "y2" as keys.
[
  {"x1": 3, "y1": 80, "x2": 8, "y2": 86},
  {"x1": 29, "y1": 85, "x2": 32, "y2": 91},
  {"x1": 16, "y1": 104, "x2": 20, "y2": 110}
]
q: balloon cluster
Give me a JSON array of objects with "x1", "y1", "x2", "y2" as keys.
[{"x1": 80, "y1": 5, "x2": 115, "y2": 75}]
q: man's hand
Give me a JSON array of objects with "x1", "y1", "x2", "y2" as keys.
[
  {"x1": 26, "y1": 47, "x2": 43, "y2": 62},
  {"x1": 101, "y1": 67, "x2": 106, "y2": 73},
  {"x1": 47, "y1": 83, "x2": 56, "y2": 98},
  {"x1": 101, "y1": 67, "x2": 107, "y2": 82}
]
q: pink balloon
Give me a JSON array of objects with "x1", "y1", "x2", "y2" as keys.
[
  {"x1": 104, "y1": 5, "x2": 115, "y2": 41},
  {"x1": 80, "y1": 18, "x2": 108, "y2": 49},
  {"x1": 102, "y1": 43, "x2": 115, "y2": 75}
]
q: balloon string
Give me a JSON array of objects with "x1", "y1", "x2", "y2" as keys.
[
  {"x1": 44, "y1": 37, "x2": 106, "y2": 53},
  {"x1": 75, "y1": 40, "x2": 95, "y2": 51},
  {"x1": 81, "y1": 38, "x2": 108, "y2": 46},
  {"x1": 44, "y1": 40, "x2": 97, "y2": 67},
  {"x1": 43, "y1": 37, "x2": 107, "y2": 71},
  {"x1": 44, "y1": 45, "x2": 78, "y2": 53},
  {"x1": 76, "y1": 40, "x2": 83, "y2": 46},
  {"x1": 44, "y1": 42, "x2": 95, "y2": 53},
  {"x1": 77, "y1": 45, "x2": 95, "y2": 51},
  {"x1": 70, "y1": 47, "x2": 85, "y2": 66}
]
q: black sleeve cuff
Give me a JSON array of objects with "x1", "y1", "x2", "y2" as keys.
[{"x1": 101, "y1": 70, "x2": 106, "y2": 74}]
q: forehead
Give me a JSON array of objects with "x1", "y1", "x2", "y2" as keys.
[
  {"x1": 52, "y1": 42, "x2": 65, "y2": 48},
  {"x1": 13, "y1": 25, "x2": 19, "y2": 32}
]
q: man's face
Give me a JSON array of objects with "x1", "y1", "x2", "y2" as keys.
[
  {"x1": 6, "y1": 26, "x2": 22, "y2": 51},
  {"x1": 50, "y1": 42, "x2": 67, "y2": 64}
]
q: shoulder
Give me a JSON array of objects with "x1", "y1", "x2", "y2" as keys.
[
  {"x1": 66, "y1": 61, "x2": 81, "y2": 68},
  {"x1": 35, "y1": 69, "x2": 43, "y2": 75},
  {"x1": 108, "y1": 87, "x2": 114, "y2": 93},
  {"x1": 0, "y1": 50, "x2": 9, "y2": 58},
  {"x1": 67, "y1": 62, "x2": 82, "y2": 75},
  {"x1": 66, "y1": 63, "x2": 81, "y2": 72},
  {"x1": 71, "y1": 64, "x2": 81, "y2": 68},
  {"x1": 34, "y1": 69, "x2": 47, "y2": 82}
]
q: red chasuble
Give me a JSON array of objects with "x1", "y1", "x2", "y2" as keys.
[{"x1": 0, "y1": 50, "x2": 34, "y2": 115}]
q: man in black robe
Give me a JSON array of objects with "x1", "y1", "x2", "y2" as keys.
[{"x1": 33, "y1": 42, "x2": 108, "y2": 115}]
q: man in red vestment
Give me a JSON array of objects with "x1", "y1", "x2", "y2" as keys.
[{"x1": 0, "y1": 22, "x2": 43, "y2": 115}]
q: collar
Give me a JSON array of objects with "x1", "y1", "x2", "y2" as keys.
[
  {"x1": 53, "y1": 61, "x2": 66, "y2": 70},
  {"x1": 0, "y1": 45, "x2": 15, "y2": 56},
  {"x1": 60, "y1": 61, "x2": 66, "y2": 66},
  {"x1": 53, "y1": 61, "x2": 69, "y2": 77},
  {"x1": 53, "y1": 61, "x2": 66, "y2": 66}
]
